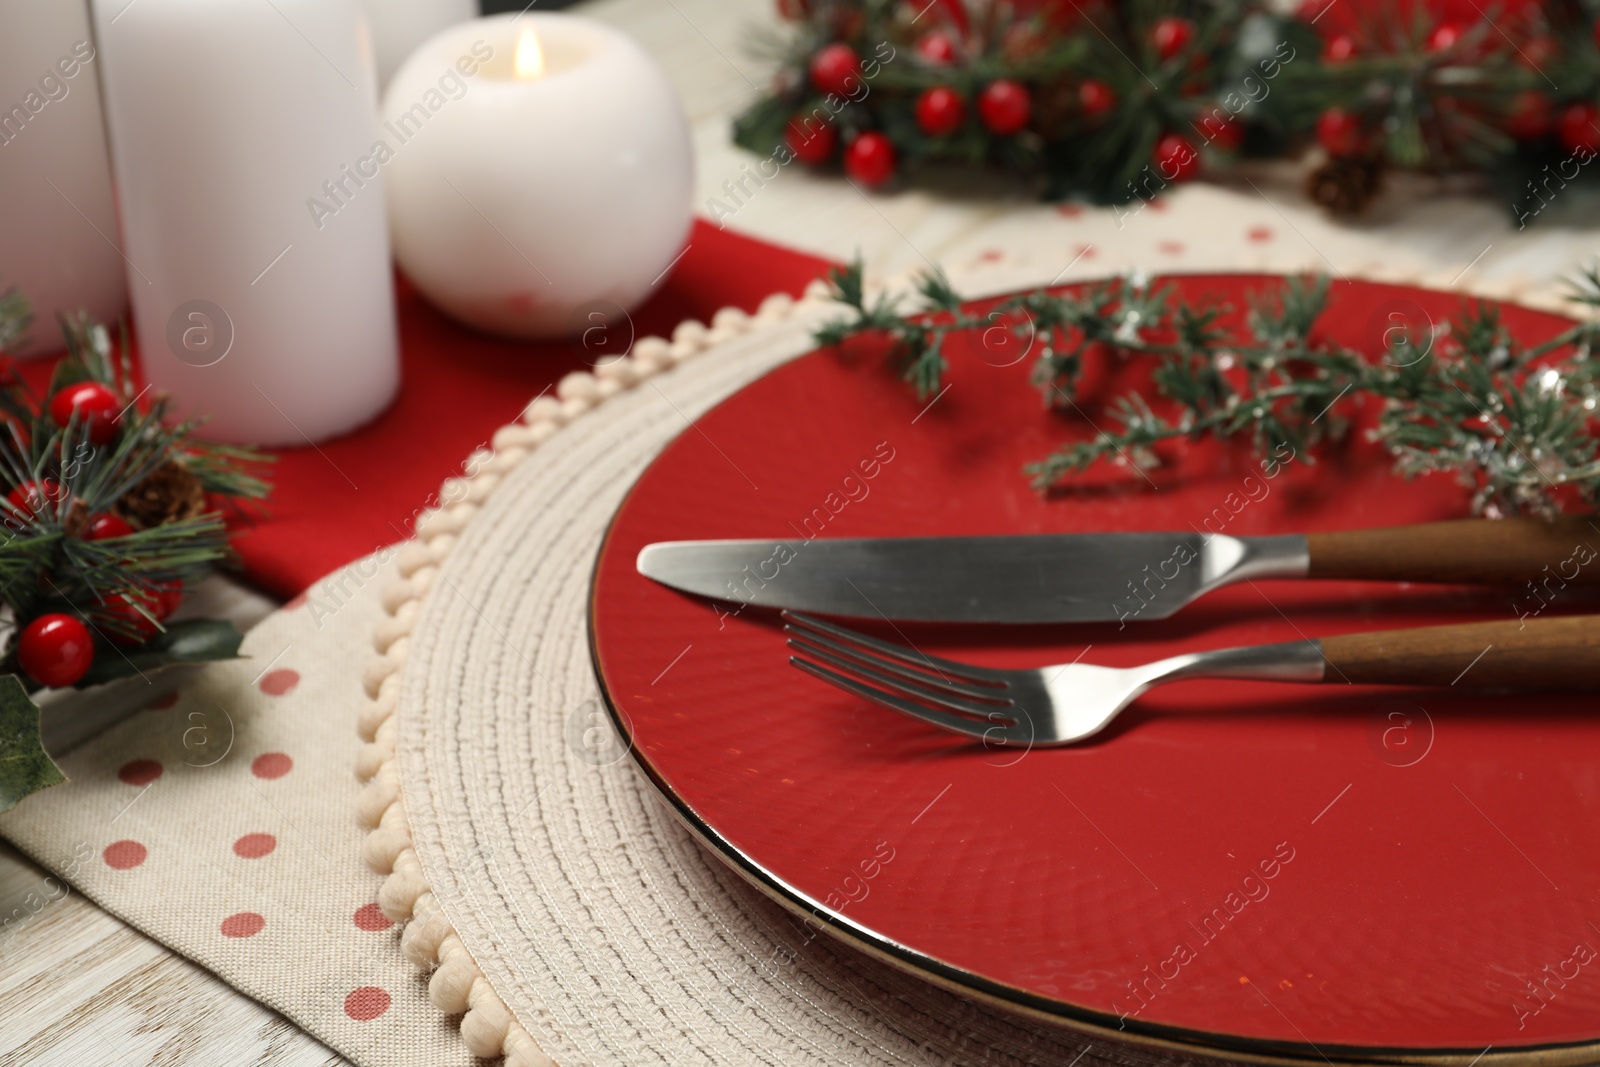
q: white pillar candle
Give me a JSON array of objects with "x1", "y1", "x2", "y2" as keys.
[
  {"x1": 90, "y1": 0, "x2": 399, "y2": 446},
  {"x1": 363, "y1": 0, "x2": 480, "y2": 92},
  {"x1": 382, "y1": 14, "x2": 693, "y2": 339},
  {"x1": 0, "y1": 0, "x2": 125, "y2": 359}
]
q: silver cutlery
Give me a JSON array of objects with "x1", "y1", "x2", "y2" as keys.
[
  {"x1": 783, "y1": 611, "x2": 1600, "y2": 746},
  {"x1": 641, "y1": 516, "x2": 1600, "y2": 624}
]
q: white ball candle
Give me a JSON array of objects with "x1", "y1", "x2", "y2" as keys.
[
  {"x1": 90, "y1": 0, "x2": 399, "y2": 446},
  {"x1": 0, "y1": 0, "x2": 126, "y2": 358},
  {"x1": 382, "y1": 14, "x2": 693, "y2": 339}
]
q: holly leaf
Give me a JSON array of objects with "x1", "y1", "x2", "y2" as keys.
[
  {"x1": 0, "y1": 673, "x2": 67, "y2": 813},
  {"x1": 74, "y1": 619, "x2": 245, "y2": 689}
]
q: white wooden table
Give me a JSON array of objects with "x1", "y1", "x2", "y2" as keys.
[{"x1": 6, "y1": 0, "x2": 1600, "y2": 1061}]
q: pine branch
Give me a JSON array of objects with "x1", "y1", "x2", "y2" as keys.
[
  {"x1": 0, "y1": 289, "x2": 273, "y2": 674},
  {"x1": 181, "y1": 440, "x2": 273, "y2": 499},
  {"x1": 0, "y1": 288, "x2": 267, "y2": 805},
  {"x1": 819, "y1": 264, "x2": 1600, "y2": 517}
]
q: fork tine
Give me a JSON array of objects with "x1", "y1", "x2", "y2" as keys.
[
  {"x1": 789, "y1": 656, "x2": 1012, "y2": 741},
  {"x1": 787, "y1": 635, "x2": 1014, "y2": 717},
  {"x1": 781, "y1": 612, "x2": 1007, "y2": 686},
  {"x1": 782, "y1": 627, "x2": 1009, "y2": 702}
]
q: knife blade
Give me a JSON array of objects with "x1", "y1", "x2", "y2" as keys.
[
  {"x1": 635, "y1": 532, "x2": 1312, "y2": 624},
  {"x1": 637, "y1": 516, "x2": 1600, "y2": 624}
]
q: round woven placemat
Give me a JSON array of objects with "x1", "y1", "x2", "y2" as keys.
[{"x1": 353, "y1": 259, "x2": 1568, "y2": 1067}]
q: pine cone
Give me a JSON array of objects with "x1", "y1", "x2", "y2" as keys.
[
  {"x1": 1306, "y1": 155, "x2": 1384, "y2": 218},
  {"x1": 62, "y1": 498, "x2": 90, "y2": 538},
  {"x1": 112, "y1": 460, "x2": 208, "y2": 530},
  {"x1": 1030, "y1": 76, "x2": 1077, "y2": 139}
]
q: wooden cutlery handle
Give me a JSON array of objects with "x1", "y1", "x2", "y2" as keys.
[
  {"x1": 1306, "y1": 516, "x2": 1600, "y2": 585},
  {"x1": 1321, "y1": 614, "x2": 1600, "y2": 688}
]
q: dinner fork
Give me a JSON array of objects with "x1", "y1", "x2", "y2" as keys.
[{"x1": 783, "y1": 611, "x2": 1600, "y2": 746}]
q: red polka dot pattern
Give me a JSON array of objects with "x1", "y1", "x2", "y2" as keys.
[
  {"x1": 145, "y1": 692, "x2": 178, "y2": 711},
  {"x1": 232, "y1": 833, "x2": 277, "y2": 859},
  {"x1": 103, "y1": 840, "x2": 147, "y2": 869},
  {"x1": 251, "y1": 752, "x2": 293, "y2": 779},
  {"x1": 258, "y1": 668, "x2": 300, "y2": 696},
  {"x1": 353, "y1": 903, "x2": 394, "y2": 931},
  {"x1": 117, "y1": 759, "x2": 163, "y2": 786},
  {"x1": 344, "y1": 986, "x2": 391, "y2": 1021},
  {"x1": 220, "y1": 912, "x2": 265, "y2": 938}
]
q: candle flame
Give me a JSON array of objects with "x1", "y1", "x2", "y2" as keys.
[{"x1": 514, "y1": 25, "x2": 544, "y2": 80}]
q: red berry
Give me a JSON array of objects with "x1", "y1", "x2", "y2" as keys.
[
  {"x1": 786, "y1": 116, "x2": 837, "y2": 164},
  {"x1": 1079, "y1": 79, "x2": 1116, "y2": 119},
  {"x1": 844, "y1": 132, "x2": 896, "y2": 186},
  {"x1": 1506, "y1": 90, "x2": 1553, "y2": 141},
  {"x1": 1323, "y1": 34, "x2": 1357, "y2": 63},
  {"x1": 775, "y1": 0, "x2": 808, "y2": 20},
  {"x1": 85, "y1": 513, "x2": 134, "y2": 540},
  {"x1": 1151, "y1": 17, "x2": 1195, "y2": 61},
  {"x1": 977, "y1": 79, "x2": 1031, "y2": 135},
  {"x1": 1518, "y1": 35, "x2": 1555, "y2": 71},
  {"x1": 6, "y1": 479, "x2": 63, "y2": 524},
  {"x1": 1317, "y1": 107, "x2": 1366, "y2": 157},
  {"x1": 809, "y1": 43, "x2": 861, "y2": 97},
  {"x1": 1152, "y1": 132, "x2": 1200, "y2": 181},
  {"x1": 49, "y1": 381, "x2": 120, "y2": 445},
  {"x1": 916, "y1": 31, "x2": 957, "y2": 65},
  {"x1": 1198, "y1": 112, "x2": 1243, "y2": 151},
  {"x1": 18, "y1": 613, "x2": 94, "y2": 688},
  {"x1": 96, "y1": 589, "x2": 164, "y2": 645},
  {"x1": 156, "y1": 580, "x2": 184, "y2": 618},
  {"x1": 1426, "y1": 22, "x2": 1462, "y2": 53},
  {"x1": 84, "y1": 578, "x2": 179, "y2": 645},
  {"x1": 1557, "y1": 103, "x2": 1600, "y2": 154},
  {"x1": 915, "y1": 86, "x2": 965, "y2": 136},
  {"x1": 1594, "y1": 18, "x2": 1600, "y2": 54}
]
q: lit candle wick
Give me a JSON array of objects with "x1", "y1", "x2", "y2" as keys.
[{"x1": 514, "y1": 25, "x2": 544, "y2": 80}]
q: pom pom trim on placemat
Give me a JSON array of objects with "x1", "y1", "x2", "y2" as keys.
[{"x1": 352, "y1": 286, "x2": 816, "y2": 1066}]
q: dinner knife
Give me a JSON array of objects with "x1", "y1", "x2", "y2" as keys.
[{"x1": 636, "y1": 516, "x2": 1600, "y2": 624}]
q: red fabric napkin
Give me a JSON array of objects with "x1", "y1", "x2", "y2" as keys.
[
  {"x1": 10, "y1": 221, "x2": 834, "y2": 599},
  {"x1": 224, "y1": 221, "x2": 836, "y2": 598}
]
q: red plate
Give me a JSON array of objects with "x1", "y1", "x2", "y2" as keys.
[{"x1": 590, "y1": 275, "x2": 1600, "y2": 1062}]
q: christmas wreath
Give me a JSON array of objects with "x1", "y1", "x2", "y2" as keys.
[
  {"x1": 733, "y1": 0, "x2": 1600, "y2": 218},
  {"x1": 0, "y1": 289, "x2": 270, "y2": 812}
]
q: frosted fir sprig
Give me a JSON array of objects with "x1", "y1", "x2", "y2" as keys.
[{"x1": 817, "y1": 261, "x2": 1600, "y2": 518}]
